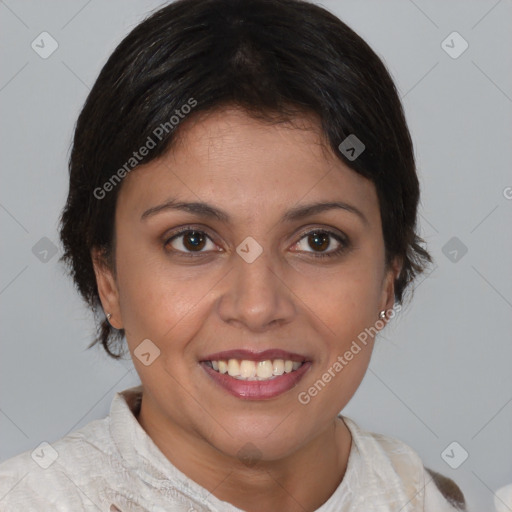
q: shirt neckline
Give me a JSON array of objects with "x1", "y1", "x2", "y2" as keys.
[{"x1": 109, "y1": 385, "x2": 365, "y2": 511}]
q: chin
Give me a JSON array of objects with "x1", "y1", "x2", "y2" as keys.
[{"x1": 206, "y1": 413, "x2": 309, "y2": 462}]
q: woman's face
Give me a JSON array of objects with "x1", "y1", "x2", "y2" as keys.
[{"x1": 95, "y1": 107, "x2": 398, "y2": 461}]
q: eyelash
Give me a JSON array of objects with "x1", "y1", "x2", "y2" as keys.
[{"x1": 163, "y1": 226, "x2": 349, "y2": 260}]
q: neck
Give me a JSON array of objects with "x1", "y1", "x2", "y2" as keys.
[{"x1": 137, "y1": 395, "x2": 352, "y2": 512}]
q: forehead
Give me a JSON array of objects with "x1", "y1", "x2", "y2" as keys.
[
  {"x1": 117, "y1": 108, "x2": 379, "y2": 223},
  {"x1": 168, "y1": 107, "x2": 335, "y2": 173}
]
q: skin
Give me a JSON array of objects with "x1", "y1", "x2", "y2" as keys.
[{"x1": 93, "y1": 107, "x2": 401, "y2": 512}]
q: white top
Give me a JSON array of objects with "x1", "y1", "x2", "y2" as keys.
[{"x1": 0, "y1": 385, "x2": 465, "y2": 511}]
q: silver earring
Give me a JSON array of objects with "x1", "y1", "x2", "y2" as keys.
[
  {"x1": 106, "y1": 313, "x2": 112, "y2": 321},
  {"x1": 379, "y1": 310, "x2": 386, "y2": 320}
]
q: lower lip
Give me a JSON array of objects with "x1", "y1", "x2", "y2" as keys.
[{"x1": 200, "y1": 362, "x2": 312, "y2": 400}]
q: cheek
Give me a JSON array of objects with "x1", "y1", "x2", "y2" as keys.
[
  {"x1": 114, "y1": 244, "x2": 220, "y2": 349},
  {"x1": 294, "y1": 270, "x2": 379, "y2": 419},
  {"x1": 292, "y1": 255, "x2": 383, "y2": 410},
  {"x1": 297, "y1": 260, "x2": 384, "y2": 340},
  {"x1": 297, "y1": 345, "x2": 372, "y2": 428}
]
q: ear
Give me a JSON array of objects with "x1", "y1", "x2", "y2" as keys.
[
  {"x1": 91, "y1": 247, "x2": 123, "y2": 330},
  {"x1": 379, "y1": 256, "x2": 402, "y2": 321}
]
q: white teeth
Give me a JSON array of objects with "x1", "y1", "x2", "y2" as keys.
[
  {"x1": 227, "y1": 359, "x2": 240, "y2": 377},
  {"x1": 240, "y1": 360, "x2": 256, "y2": 378},
  {"x1": 256, "y1": 360, "x2": 273, "y2": 379},
  {"x1": 273, "y1": 359, "x2": 284, "y2": 375},
  {"x1": 207, "y1": 358, "x2": 304, "y2": 380}
]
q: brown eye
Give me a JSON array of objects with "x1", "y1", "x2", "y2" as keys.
[
  {"x1": 165, "y1": 229, "x2": 216, "y2": 255},
  {"x1": 307, "y1": 232, "x2": 330, "y2": 252},
  {"x1": 293, "y1": 229, "x2": 348, "y2": 259},
  {"x1": 182, "y1": 230, "x2": 206, "y2": 251}
]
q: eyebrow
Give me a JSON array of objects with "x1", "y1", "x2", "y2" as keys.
[{"x1": 140, "y1": 198, "x2": 369, "y2": 226}]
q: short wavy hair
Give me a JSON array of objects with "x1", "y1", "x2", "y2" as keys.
[{"x1": 59, "y1": 0, "x2": 432, "y2": 359}]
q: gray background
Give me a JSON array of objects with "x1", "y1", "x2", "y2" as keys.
[{"x1": 1, "y1": 1, "x2": 511, "y2": 511}]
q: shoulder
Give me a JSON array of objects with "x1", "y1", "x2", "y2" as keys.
[
  {"x1": 0, "y1": 416, "x2": 114, "y2": 510},
  {"x1": 342, "y1": 417, "x2": 466, "y2": 511}
]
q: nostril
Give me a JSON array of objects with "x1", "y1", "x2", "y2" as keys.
[{"x1": 110, "y1": 505, "x2": 122, "y2": 512}]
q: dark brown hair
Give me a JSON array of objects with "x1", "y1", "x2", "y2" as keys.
[{"x1": 59, "y1": 0, "x2": 432, "y2": 358}]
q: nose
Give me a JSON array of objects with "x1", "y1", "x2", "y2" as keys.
[{"x1": 217, "y1": 246, "x2": 296, "y2": 332}]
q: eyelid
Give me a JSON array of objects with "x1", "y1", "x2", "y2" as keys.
[
  {"x1": 290, "y1": 227, "x2": 349, "y2": 258},
  {"x1": 164, "y1": 224, "x2": 216, "y2": 239},
  {"x1": 293, "y1": 225, "x2": 348, "y2": 244},
  {"x1": 163, "y1": 225, "x2": 220, "y2": 251},
  {"x1": 163, "y1": 224, "x2": 350, "y2": 256}
]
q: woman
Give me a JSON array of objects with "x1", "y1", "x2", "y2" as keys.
[{"x1": 0, "y1": 0, "x2": 467, "y2": 510}]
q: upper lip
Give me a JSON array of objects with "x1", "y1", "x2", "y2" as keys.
[{"x1": 200, "y1": 349, "x2": 310, "y2": 363}]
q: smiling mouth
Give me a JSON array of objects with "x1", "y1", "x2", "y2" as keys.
[{"x1": 203, "y1": 358, "x2": 305, "y2": 381}]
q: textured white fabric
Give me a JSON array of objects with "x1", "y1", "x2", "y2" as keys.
[{"x1": 0, "y1": 385, "x2": 463, "y2": 511}]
